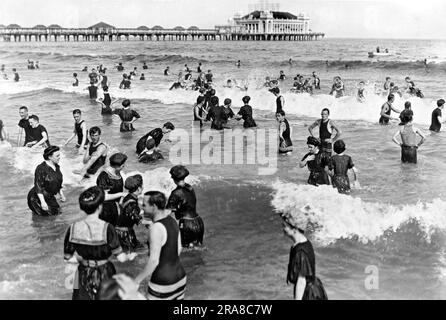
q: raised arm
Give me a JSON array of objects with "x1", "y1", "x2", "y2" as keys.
[
  {"x1": 415, "y1": 127, "x2": 426, "y2": 147},
  {"x1": 32, "y1": 131, "x2": 48, "y2": 149},
  {"x1": 330, "y1": 121, "x2": 342, "y2": 141},
  {"x1": 392, "y1": 128, "x2": 402, "y2": 146},
  {"x1": 308, "y1": 120, "x2": 319, "y2": 136}
]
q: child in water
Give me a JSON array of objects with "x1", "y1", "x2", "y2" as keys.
[
  {"x1": 72, "y1": 73, "x2": 79, "y2": 86},
  {"x1": 357, "y1": 81, "x2": 366, "y2": 103},
  {"x1": 328, "y1": 140, "x2": 359, "y2": 194}
]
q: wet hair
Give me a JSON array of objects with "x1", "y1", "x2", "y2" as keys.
[
  {"x1": 43, "y1": 146, "x2": 59, "y2": 160},
  {"x1": 19, "y1": 106, "x2": 28, "y2": 112},
  {"x1": 242, "y1": 96, "x2": 251, "y2": 104},
  {"x1": 198, "y1": 88, "x2": 205, "y2": 94},
  {"x1": 103, "y1": 86, "x2": 109, "y2": 92},
  {"x1": 210, "y1": 96, "x2": 219, "y2": 107},
  {"x1": 125, "y1": 174, "x2": 143, "y2": 193},
  {"x1": 277, "y1": 110, "x2": 285, "y2": 117},
  {"x1": 437, "y1": 99, "x2": 445, "y2": 107},
  {"x1": 163, "y1": 122, "x2": 175, "y2": 131},
  {"x1": 333, "y1": 140, "x2": 346, "y2": 154},
  {"x1": 29, "y1": 115, "x2": 39, "y2": 122},
  {"x1": 109, "y1": 153, "x2": 128, "y2": 168},
  {"x1": 405, "y1": 77, "x2": 411, "y2": 81},
  {"x1": 12, "y1": 68, "x2": 16, "y2": 72},
  {"x1": 143, "y1": 191, "x2": 166, "y2": 210},
  {"x1": 386, "y1": 77, "x2": 391, "y2": 81},
  {"x1": 197, "y1": 96, "x2": 205, "y2": 104},
  {"x1": 210, "y1": 89, "x2": 216, "y2": 96},
  {"x1": 90, "y1": 81, "x2": 95, "y2": 85},
  {"x1": 89, "y1": 126, "x2": 101, "y2": 136},
  {"x1": 170, "y1": 165, "x2": 190, "y2": 181},
  {"x1": 79, "y1": 186, "x2": 105, "y2": 215},
  {"x1": 388, "y1": 93, "x2": 395, "y2": 101},
  {"x1": 404, "y1": 101, "x2": 411, "y2": 109},
  {"x1": 307, "y1": 136, "x2": 321, "y2": 147},
  {"x1": 122, "y1": 99, "x2": 131, "y2": 108},
  {"x1": 73, "y1": 73, "x2": 77, "y2": 77},
  {"x1": 270, "y1": 87, "x2": 280, "y2": 94},
  {"x1": 224, "y1": 98, "x2": 231, "y2": 106},
  {"x1": 359, "y1": 81, "x2": 365, "y2": 85},
  {"x1": 321, "y1": 108, "x2": 330, "y2": 115},
  {"x1": 98, "y1": 279, "x2": 121, "y2": 300},
  {"x1": 72, "y1": 109, "x2": 81, "y2": 115},
  {"x1": 203, "y1": 83, "x2": 209, "y2": 90}
]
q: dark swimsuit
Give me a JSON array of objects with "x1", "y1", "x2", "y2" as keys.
[
  {"x1": 113, "y1": 108, "x2": 140, "y2": 132},
  {"x1": 319, "y1": 120, "x2": 332, "y2": 154},
  {"x1": 279, "y1": 119, "x2": 292, "y2": 152},
  {"x1": 379, "y1": 102, "x2": 391, "y2": 125},
  {"x1": 75, "y1": 120, "x2": 86, "y2": 147},
  {"x1": 276, "y1": 96, "x2": 283, "y2": 113},
  {"x1": 101, "y1": 93, "x2": 113, "y2": 115},
  {"x1": 27, "y1": 161, "x2": 63, "y2": 216},
  {"x1": 302, "y1": 152, "x2": 330, "y2": 186},
  {"x1": 167, "y1": 184, "x2": 204, "y2": 247},
  {"x1": 116, "y1": 194, "x2": 142, "y2": 252},
  {"x1": 86, "y1": 143, "x2": 106, "y2": 176},
  {"x1": 238, "y1": 105, "x2": 257, "y2": 128},
  {"x1": 329, "y1": 154, "x2": 354, "y2": 194},
  {"x1": 97, "y1": 170, "x2": 123, "y2": 226}
]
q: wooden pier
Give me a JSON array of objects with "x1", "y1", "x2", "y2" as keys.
[{"x1": 0, "y1": 25, "x2": 324, "y2": 42}]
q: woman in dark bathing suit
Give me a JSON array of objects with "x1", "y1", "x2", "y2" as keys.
[
  {"x1": 299, "y1": 136, "x2": 330, "y2": 186},
  {"x1": 328, "y1": 140, "x2": 358, "y2": 194},
  {"x1": 235, "y1": 96, "x2": 257, "y2": 128}
]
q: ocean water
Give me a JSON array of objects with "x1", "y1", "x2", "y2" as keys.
[{"x1": 1, "y1": 38, "x2": 446, "y2": 299}]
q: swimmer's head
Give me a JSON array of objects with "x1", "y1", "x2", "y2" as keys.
[
  {"x1": 89, "y1": 126, "x2": 102, "y2": 144},
  {"x1": 28, "y1": 115, "x2": 40, "y2": 128},
  {"x1": 43, "y1": 145, "x2": 60, "y2": 162},
  {"x1": 125, "y1": 174, "x2": 143, "y2": 194},
  {"x1": 73, "y1": 73, "x2": 77, "y2": 77},
  {"x1": 388, "y1": 94, "x2": 395, "y2": 102},
  {"x1": 210, "y1": 89, "x2": 216, "y2": 96},
  {"x1": 109, "y1": 152, "x2": 128, "y2": 170},
  {"x1": 437, "y1": 99, "x2": 445, "y2": 108},
  {"x1": 227, "y1": 79, "x2": 232, "y2": 84},
  {"x1": 123, "y1": 74, "x2": 128, "y2": 79},
  {"x1": 276, "y1": 110, "x2": 285, "y2": 121},
  {"x1": 321, "y1": 108, "x2": 330, "y2": 120},
  {"x1": 224, "y1": 98, "x2": 231, "y2": 106},
  {"x1": 72, "y1": 109, "x2": 82, "y2": 122},
  {"x1": 19, "y1": 106, "x2": 28, "y2": 118},
  {"x1": 122, "y1": 99, "x2": 131, "y2": 108},
  {"x1": 199, "y1": 88, "x2": 205, "y2": 94},
  {"x1": 405, "y1": 77, "x2": 411, "y2": 81},
  {"x1": 12, "y1": 68, "x2": 16, "y2": 72},
  {"x1": 170, "y1": 165, "x2": 190, "y2": 182},
  {"x1": 333, "y1": 140, "x2": 346, "y2": 154},
  {"x1": 90, "y1": 81, "x2": 95, "y2": 85},
  {"x1": 162, "y1": 122, "x2": 175, "y2": 134},
  {"x1": 103, "y1": 86, "x2": 109, "y2": 92},
  {"x1": 79, "y1": 186, "x2": 105, "y2": 215},
  {"x1": 386, "y1": 77, "x2": 391, "y2": 81},
  {"x1": 242, "y1": 96, "x2": 251, "y2": 104},
  {"x1": 359, "y1": 81, "x2": 365, "y2": 85},
  {"x1": 404, "y1": 101, "x2": 411, "y2": 109},
  {"x1": 210, "y1": 96, "x2": 219, "y2": 107},
  {"x1": 142, "y1": 191, "x2": 167, "y2": 219},
  {"x1": 270, "y1": 87, "x2": 280, "y2": 95},
  {"x1": 307, "y1": 136, "x2": 321, "y2": 149}
]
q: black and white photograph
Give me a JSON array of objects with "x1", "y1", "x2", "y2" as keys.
[{"x1": 0, "y1": 0, "x2": 445, "y2": 301}]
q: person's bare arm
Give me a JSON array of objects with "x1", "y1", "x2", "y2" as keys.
[
  {"x1": 392, "y1": 128, "x2": 402, "y2": 146},
  {"x1": 79, "y1": 144, "x2": 106, "y2": 175},
  {"x1": 415, "y1": 127, "x2": 426, "y2": 147},
  {"x1": 308, "y1": 120, "x2": 319, "y2": 136},
  {"x1": 134, "y1": 224, "x2": 164, "y2": 285},
  {"x1": 331, "y1": 121, "x2": 342, "y2": 141},
  {"x1": 32, "y1": 131, "x2": 48, "y2": 148},
  {"x1": 294, "y1": 275, "x2": 306, "y2": 300}
]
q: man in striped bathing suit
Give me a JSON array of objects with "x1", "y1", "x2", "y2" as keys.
[{"x1": 135, "y1": 191, "x2": 186, "y2": 300}]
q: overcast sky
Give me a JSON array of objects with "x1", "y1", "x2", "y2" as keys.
[{"x1": 0, "y1": 0, "x2": 445, "y2": 39}]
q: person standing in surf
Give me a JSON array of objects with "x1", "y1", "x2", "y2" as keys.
[
  {"x1": 74, "y1": 126, "x2": 108, "y2": 178},
  {"x1": 235, "y1": 96, "x2": 257, "y2": 128},
  {"x1": 429, "y1": 99, "x2": 445, "y2": 133},
  {"x1": 271, "y1": 87, "x2": 285, "y2": 114},
  {"x1": 64, "y1": 109, "x2": 88, "y2": 153},
  {"x1": 379, "y1": 94, "x2": 401, "y2": 125},
  {"x1": 308, "y1": 108, "x2": 341, "y2": 156},
  {"x1": 393, "y1": 113, "x2": 426, "y2": 164},
  {"x1": 299, "y1": 136, "x2": 331, "y2": 186},
  {"x1": 276, "y1": 110, "x2": 293, "y2": 154},
  {"x1": 328, "y1": 140, "x2": 358, "y2": 194}
]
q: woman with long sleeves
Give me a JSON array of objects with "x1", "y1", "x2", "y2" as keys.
[{"x1": 27, "y1": 146, "x2": 65, "y2": 215}]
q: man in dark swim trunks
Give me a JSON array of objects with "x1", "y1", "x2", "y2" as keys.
[
  {"x1": 64, "y1": 109, "x2": 88, "y2": 153},
  {"x1": 17, "y1": 106, "x2": 32, "y2": 147},
  {"x1": 308, "y1": 108, "x2": 341, "y2": 155},
  {"x1": 74, "y1": 127, "x2": 108, "y2": 177},
  {"x1": 379, "y1": 94, "x2": 401, "y2": 125},
  {"x1": 429, "y1": 99, "x2": 445, "y2": 132},
  {"x1": 86, "y1": 81, "x2": 99, "y2": 99}
]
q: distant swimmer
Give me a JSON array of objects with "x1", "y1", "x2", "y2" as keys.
[
  {"x1": 222, "y1": 98, "x2": 235, "y2": 127},
  {"x1": 357, "y1": 81, "x2": 366, "y2": 103},
  {"x1": 393, "y1": 113, "x2": 426, "y2": 164},
  {"x1": 164, "y1": 66, "x2": 170, "y2": 76},
  {"x1": 88, "y1": 68, "x2": 99, "y2": 84},
  {"x1": 142, "y1": 62, "x2": 148, "y2": 70},
  {"x1": 276, "y1": 110, "x2": 293, "y2": 154},
  {"x1": 140, "y1": 73, "x2": 145, "y2": 80},
  {"x1": 197, "y1": 62, "x2": 202, "y2": 73},
  {"x1": 289, "y1": 58, "x2": 293, "y2": 65},
  {"x1": 184, "y1": 64, "x2": 191, "y2": 73},
  {"x1": 64, "y1": 109, "x2": 88, "y2": 153},
  {"x1": 27, "y1": 146, "x2": 65, "y2": 216},
  {"x1": 235, "y1": 96, "x2": 257, "y2": 128},
  {"x1": 429, "y1": 99, "x2": 445, "y2": 132},
  {"x1": 0, "y1": 119, "x2": 7, "y2": 142},
  {"x1": 328, "y1": 140, "x2": 358, "y2": 194},
  {"x1": 193, "y1": 96, "x2": 207, "y2": 127},
  {"x1": 129, "y1": 67, "x2": 138, "y2": 79},
  {"x1": 136, "y1": 122, "x2": 175, "y2": 163},
  {"x1": 116, "y1": 62, "x2": 124, "y2": 72},
  {"x1": 205, "y1": 70, "x2": 213, "y2": 83},
  {"x1": 379, "y1": 94, "x2": 401, "y2": 125},
  {"x1": 100, "y1": 69, "x2": 109, "y2": 89},
  {"x1": 205, "y1": 96, "x2": 225, "y2": 130},
  {"x1": 119, "y1": 74, "x2": 131, "y2": 90},
  {"x1": 223, "y1": 79, "x2": 234, "y2": 89},
  {"x1": 82, "y1": 66, "x2": 88, "y2": 72},
  {"x1": 405, "y1": 77, "x2": 424, "y2": 98},
  {"x1": 270, "y1": 87, "x2": 285, "y2": 113},
  {"x1": 299, "y1": 136, "x2": 331, "y2": 186},
  {"x1": 399, "y1": 101, "x2": 413, "y2": 126},
  {"x1": 74, "y1": 126, "x2": 108, "y2": 178},
  {"x1": 308, "y1": 108, "x2": 342, "y2": 155},
  {"x1": 384, "y1": 77, "x2": 391, "y2": 91},
  {"x1": 236, "y1": 60, "x2": 241, "y2": 68},
  {"x1": 329, "y1": 76, "x2": 344, "y2": 98},
  {"x1": 279, "y1": 70, "x2": 286, "y2": 81},
  {"x1": 12, "y1": 68, "x2": 19, "y2": 82},
  {"x1": 389, "y1": 82, "x2": 402, "y2": 97},
  {"x1": 35, "y1": 61, "x2": 39, "y2": 69},
  {"x1": 72, "y1": 73, "x2": 79, "y2": 87},
  {"x1": 184, "y1": 70, "x2": 192, "y2": 81},
  {"x1": 113, "y1": 99, "x2": 141, "y2": 132},
  {"x1": 86, "y1": 81, "x2": 99, "y2": 99},
  {"x1": 167, "y1": 165, "x2": 205, "y2": 248},
  {"x1": 26, "y1": 115, "x2": 50, "y2": 149},
  {"x1": 97, "y1": 86, "x2": 118, "y2": 116},
  {"x1": 312, "y1": 72, "x2": 321, "y2": 90}
]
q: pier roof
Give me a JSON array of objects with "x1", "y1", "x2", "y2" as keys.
[
  {"x1": 188, "y1": 26, "x2": 199, "y2": 30},
  {"x1": 242, "y1": 11, "x2": 298, "y2": 20},
  {"x1": 137, "y1": 26, "x2": 150, "y2": 30},
  {"x1": 33, "y1": 25, "x2": 47, "y2": 29},
  {"x1": 152, "y1": 25, "x2": 164, "y2": 30},
  {"x1": 88, "y1": 22, "x2": 115, "y2": 29},
  {"x1": 48, "y1": 24, "x2": 62, "y2": 29},
  {"x1": 7, "y1": 24, "x2": 21, "y2": 29},
  {"x1": 0, "y1": 24, "x2": 5, "y2": 29},
  {"x1": 174, "y1": 26, "x2": 185, "y2": 30}
]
